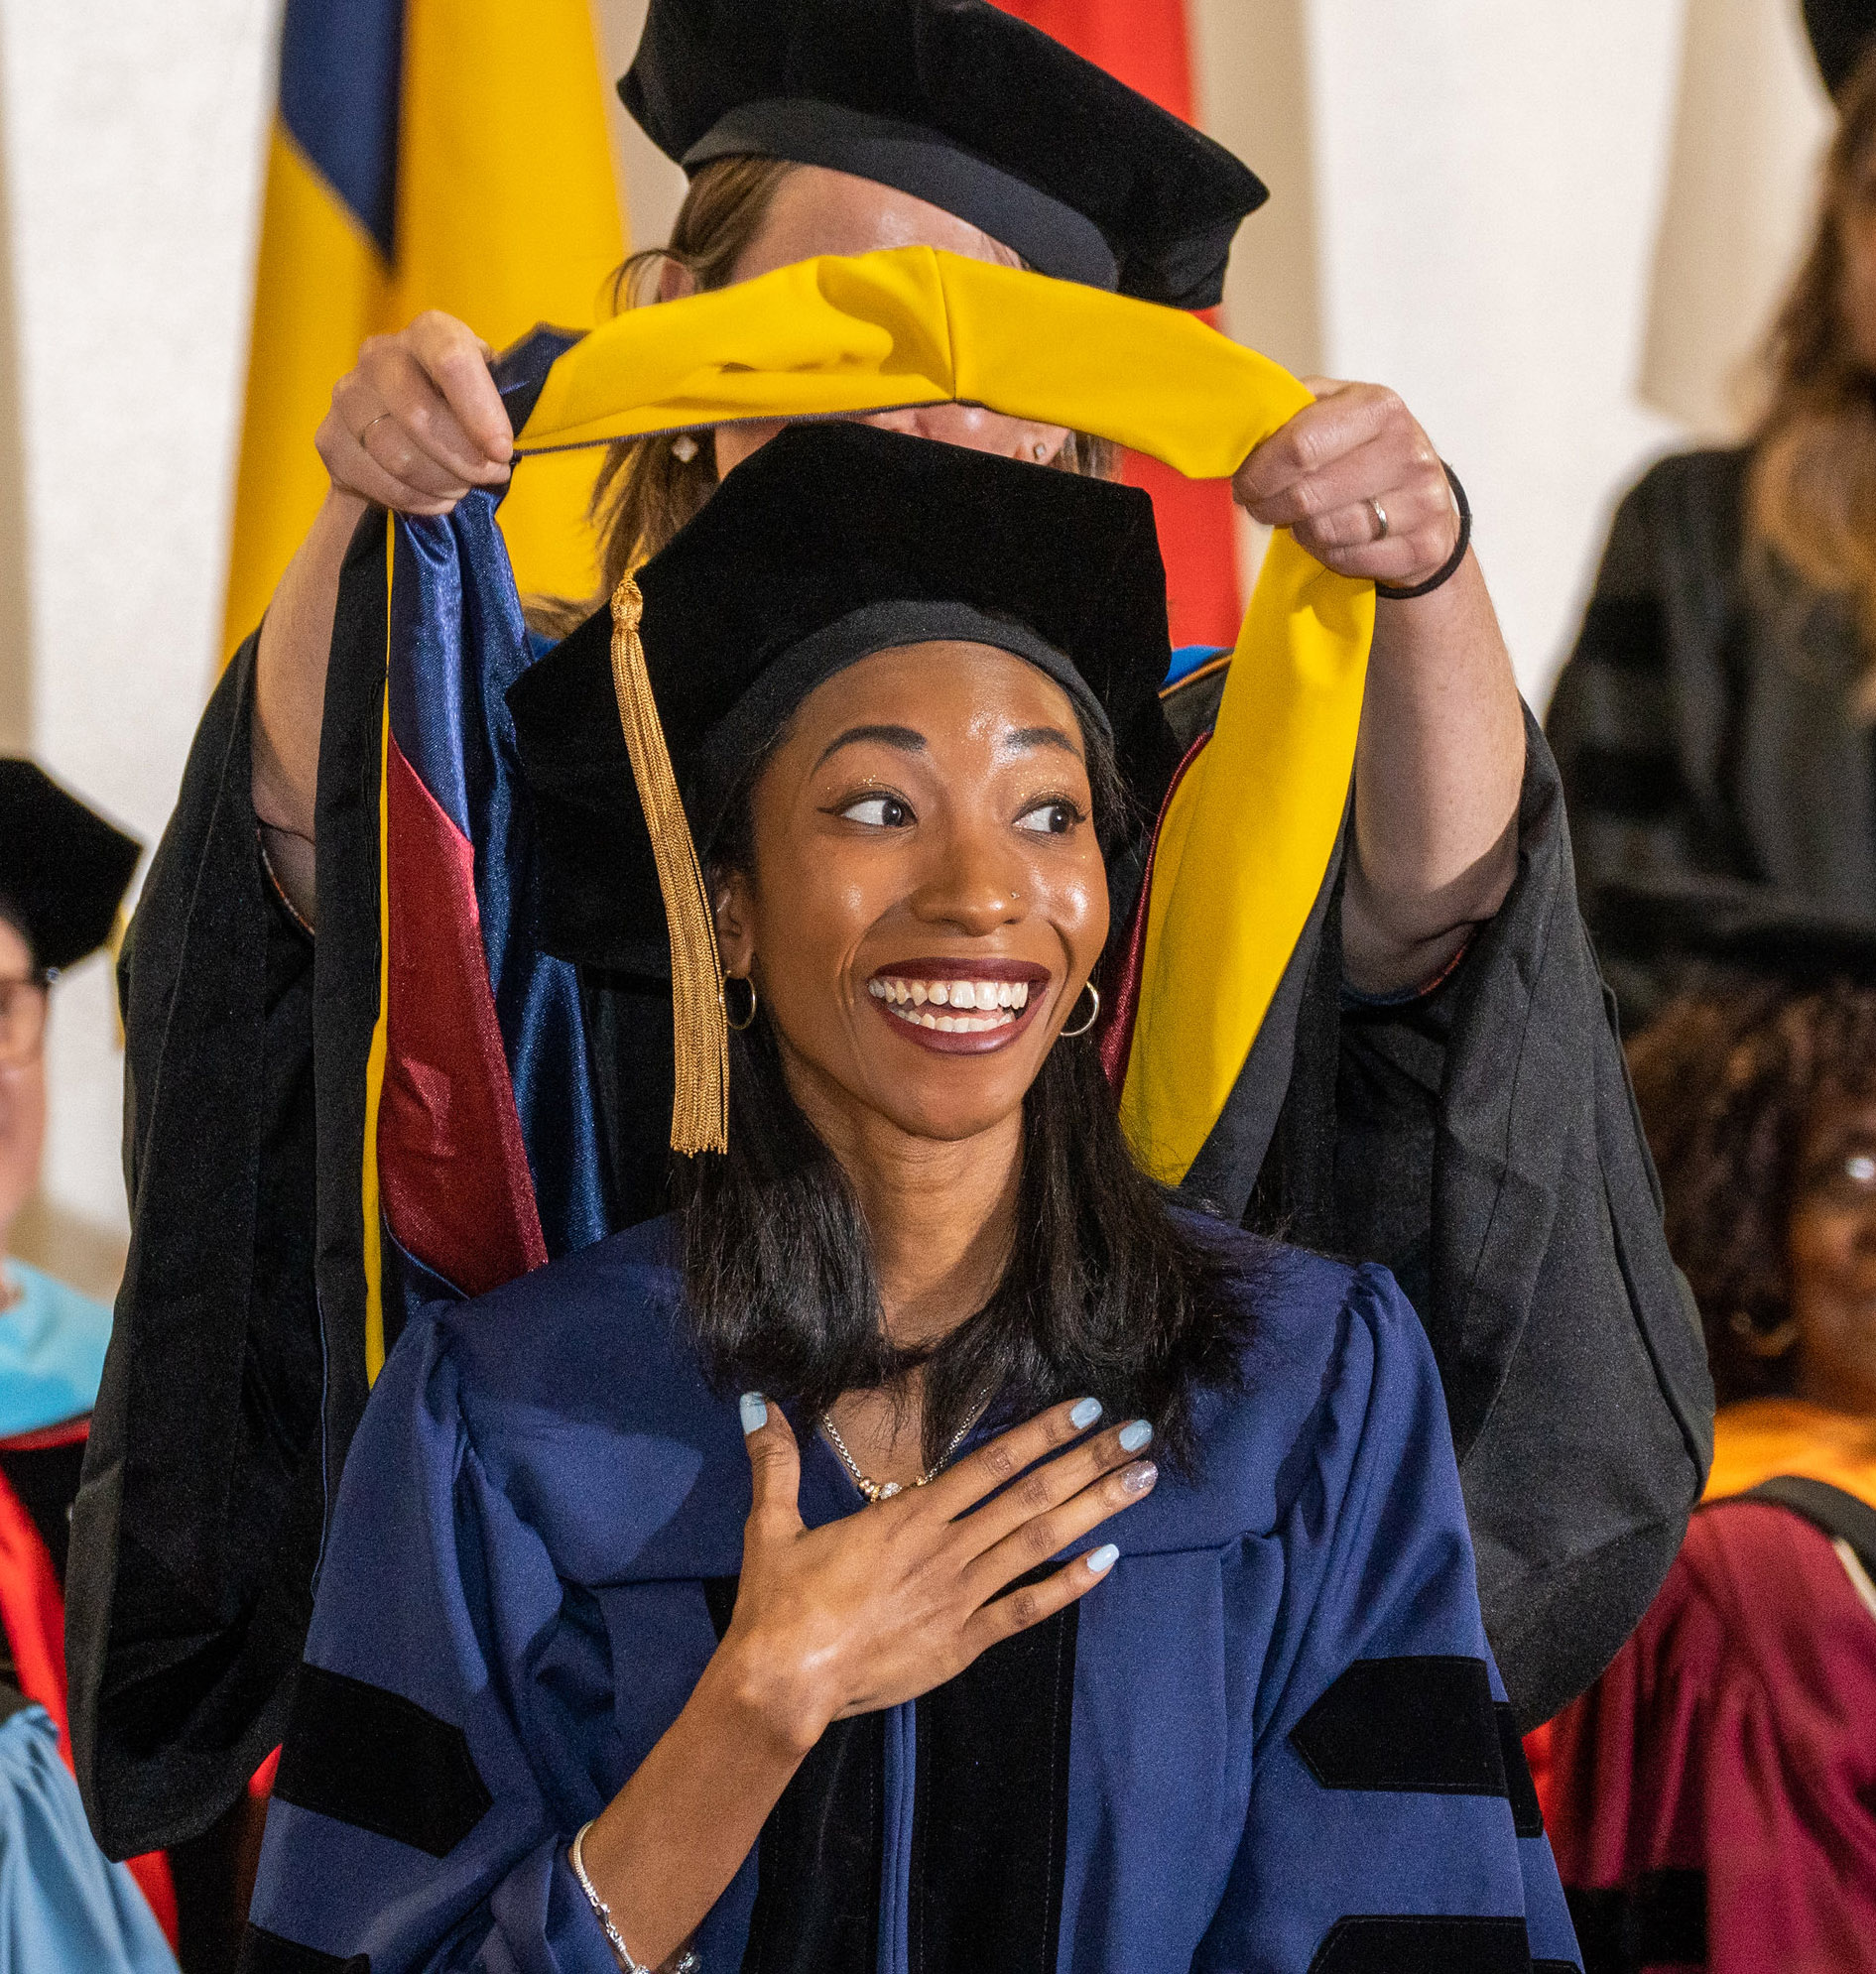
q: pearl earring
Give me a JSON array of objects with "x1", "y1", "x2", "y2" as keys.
[
  {"x1": 672, "y1": 433, "x2": 699, "y2": 463},
  {"x1": 1032, "y1": 440, "x2": 1049, "y2": 460}
]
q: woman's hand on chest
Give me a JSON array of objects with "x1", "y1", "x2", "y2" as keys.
[{"x1": 709, "y1": 1394, "x2": 1159, "y2": 1756}]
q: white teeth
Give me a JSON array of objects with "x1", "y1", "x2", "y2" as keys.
[
  {"x1": 875, "y1": 999, "x2": 1017, "y2": 1035},
  {"x1": 868, "y1": 976, "x2": 1041, "y2": 1030}
]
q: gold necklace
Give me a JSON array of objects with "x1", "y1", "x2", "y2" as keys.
[{"x1": 820, "y1": 1395, "x2": 990, "y2": 1504}]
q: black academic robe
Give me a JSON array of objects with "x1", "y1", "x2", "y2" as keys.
[
  {"x1": 68, "y1": 523, "x2": 1713, "y2": 1861},
  {"x1": 1547, "y1": 445, "x2": 1876, "y2": 1025}
]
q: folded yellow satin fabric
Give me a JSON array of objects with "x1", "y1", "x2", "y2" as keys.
[{"x1": 519, "y1": 246, "x2": 1374, "y2": 1185}]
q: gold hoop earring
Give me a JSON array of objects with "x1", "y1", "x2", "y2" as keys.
[
  {"x1": 1061, "y1": 981, "x2": 1100, "y2": 1039},
  {"x1": 1729, "y1": 1309, "x2": 1800, "y2": 1359},
  {"x1": 724, "y1": 973, "x2": 759, "y2": 1032}
]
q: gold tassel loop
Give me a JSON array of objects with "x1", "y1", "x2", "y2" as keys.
[{"x1": 608, "y1": 572, "x2": 730, "y2": 1155}]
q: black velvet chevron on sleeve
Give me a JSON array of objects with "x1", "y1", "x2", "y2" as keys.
[
  {"x1": 1290, "y1": 1657, "x2": 1506, "y2": 1797},
  {"x1": 1306, "y1": 1914, "x2": 1535, "y2": 1974},
  {"x1": 1565, "y1": 1869, "x2": 1705, "y2": 1973},
  {"x1": 273, "y1": 1665, "x2": 491, "y2": 1858},
  {"x1": 235, "y1": 1922, "x2": 371, "y2": 1974}
]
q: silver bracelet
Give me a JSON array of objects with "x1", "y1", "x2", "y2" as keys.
[{"x1": 569, "y1": 1819, "x2": 700, "y2": 1974}]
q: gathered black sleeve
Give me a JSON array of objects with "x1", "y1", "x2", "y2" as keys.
[
  {"x1": 66, "y1": 636, "x2": 325, "y2": 1858},
  {"x1": 1240, "y1": 712, "x2": 1716, "y2": 1728}
]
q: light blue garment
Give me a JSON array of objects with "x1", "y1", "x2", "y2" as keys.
[
  {"x1": 0, "y1": 1704, "x2": 175, "y2": 1972},
  {"x1": 0, "y1": 1263, "x2": 110, "y2": 1438}
]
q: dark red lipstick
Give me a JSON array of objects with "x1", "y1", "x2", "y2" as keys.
[{"x1": 865, "y1": 955, "x2": 1055, "y2": 1054}]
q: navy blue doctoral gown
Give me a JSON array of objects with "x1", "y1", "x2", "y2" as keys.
[{"x1": 241, "y1": 1219, "x2": 1580, "y2": 1973}]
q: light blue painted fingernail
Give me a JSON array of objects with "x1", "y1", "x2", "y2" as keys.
[
  {"x1": 1069, "y1": 1397, "x2": 1103, "y2": 1430},
  {"x1": 739, "y1": 1392, "x2": 768, "y2": 1435},
  {"x1": 1118, "y1": 1419, "x2": 1154, "y2": 1453},
  {"x1": 1086, "y1": 1543, "x2": 1120, "y2": 1575}
]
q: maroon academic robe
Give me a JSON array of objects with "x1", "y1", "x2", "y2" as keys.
[{"x1": 1546, "y1": 1497, "x2": 1876, "y2": 1972}]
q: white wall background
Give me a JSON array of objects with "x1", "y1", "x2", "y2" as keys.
[{"x1": 0, "y1": 0, "x2": 1839, "y2": 1292}]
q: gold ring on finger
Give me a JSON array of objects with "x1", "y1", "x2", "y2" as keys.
[
  {"x1": 1366, "y1": 496, "x2": 1389, "y2": 543},
  {"x1": 357, "y1": 411, "x2": 394, "y2": 451}
]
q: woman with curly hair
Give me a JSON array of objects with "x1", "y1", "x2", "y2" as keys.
[{"x1": 1541, "y1": 941, "x2": 1876, "y2": 1974}]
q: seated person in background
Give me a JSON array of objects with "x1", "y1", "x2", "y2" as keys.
[
  {"x1": 241, "y1": 422, "x2": 1579, "y2": 1973},
  {"x1": 1543, "y1": 922, "x2": 1876, "y2": 1974},
  {"x1": 0, "y1": 764, "x2": 172, "y2": 1969}
]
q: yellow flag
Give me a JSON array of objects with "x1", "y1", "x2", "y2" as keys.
[{"x1": 221, "y1": 0, "x2": 625, "y2": 658}]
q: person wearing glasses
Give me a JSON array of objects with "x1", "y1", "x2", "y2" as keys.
[
  {"x1": 0, "y1": 761, "x2": 172, "y2": 1970},
  {"x1": 1539, "y1": 913, "x2": 1876, "y2": 1970},
  {"x1": 0, "y1": 761, "x2": 140, "y2": 1545}
]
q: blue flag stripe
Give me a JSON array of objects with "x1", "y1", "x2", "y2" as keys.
[{"x1": 279, "y1": 0, "x2": 404, "y2": 258}]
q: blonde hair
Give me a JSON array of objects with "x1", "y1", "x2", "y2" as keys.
[
  {"x1": 1747, "y1": 43, "x2": 1876, "y2": 709},
  {"x1": 528, "y1": 156, "x2": 1119, "y2": 640}
]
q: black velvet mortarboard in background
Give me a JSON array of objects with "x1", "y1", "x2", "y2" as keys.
[
  {"x1": 619, "y1": 0, "x2": 1267, "y2": 310},
  {"x1": 1805, "y1": 0, "x2": 1876, "y2": 95},
  {"x1": 1593, "y1": 873, "x2": 1876, "y2": 995},
  {"x1": 0, "y1": 761, "x2": 141, "y2": 974},
  {"x1": 508, "y1": 422, "x2": 1180, "y2": 974}
]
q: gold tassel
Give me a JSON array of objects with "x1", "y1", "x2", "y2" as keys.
[{"x1": 608, "y1": 572, "x2": 730, "y2": 1155}]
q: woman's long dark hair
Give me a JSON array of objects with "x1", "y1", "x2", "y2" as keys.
[{"x1": 673, "y1": 717, "x2": 1259, "y2": 1473}]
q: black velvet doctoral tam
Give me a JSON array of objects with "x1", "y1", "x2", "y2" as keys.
[
  {"x1": 619, "y1": 0, "x2": 1268, "y2": 308},
  {"x1": 0, "y1": 760, "x2": 140, "y2": 973},
  {"x1": 508, "y1": 421, "x2": 1181, "y2": 975}
]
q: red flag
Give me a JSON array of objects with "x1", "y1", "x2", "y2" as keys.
[{"x1": 990, "y1": 0, "x2": 1244, "y2": 649}]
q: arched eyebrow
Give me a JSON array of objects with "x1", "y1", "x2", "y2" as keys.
[
  {"x1": 813, "y1": 721, "x2": 1083, "y2": 769},
  {"x1": 1003, "y1": 725, "x2": 1084, "y2": 761},
  {"x1": 813, "y1": 723, "x2": 927, "y2": 769}
]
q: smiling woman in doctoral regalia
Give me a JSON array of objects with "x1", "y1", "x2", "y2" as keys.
[
  {"x1": 76, "y1": 0, "x2": 1711, "y2": 1879},
  {"x1": 238, "y1": 423, "x2": 1581, "y2": 1974}
]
